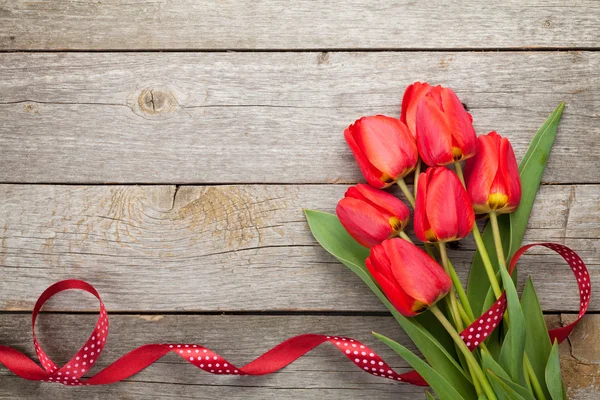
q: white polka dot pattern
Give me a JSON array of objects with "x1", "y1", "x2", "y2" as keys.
[
  {"x1": 1, "y1": 242, "x2": 588, "y2": 387},
  {"x1": 31, "y1": 281, "x2": 109, "y2": 385},
  {"x1": 509, "y1": 243, "x2": 591, "y2": 343},
  {"x1": 459, "y1": 295, "x2": 506, "y2": 351},
  {"x1": 165, "y1": 336, "x2": 418, "y2": 383}
]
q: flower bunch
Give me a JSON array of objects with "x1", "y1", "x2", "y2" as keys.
[{"x1": 306, "y1": 83, "x2": 568, "y2": 400}]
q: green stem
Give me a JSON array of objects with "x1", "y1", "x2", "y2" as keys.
[
  {"x1": 430, "y1": 305, "x2": 498, "y2": 400},
  {"x1": 524, "y1": 361, "x2": 534, "y2": 394},
  {"x1": 444, "y1": 250, "x2": 476, "y2": 321},
  {"x1": 488, "y1": 212, "x2": 507, "y2": 271},
  {"x1": 467, "y1": 354, "x2": 484, "y2": 397},
  {"x1": 454, "y1": 161, "x2": 504, "y2": 300},
  {"x1": 525, "y1": 355, "x2": 548, "y2": 400},
  {"x1": 438, "y1": 243, "x2": 464, "y2": 331},
  {"x1": 399, "y1": 231, "x2": 413, "y2": 244},
  {"x1": 489, "y1": 210, "x2": 543, "y2": 398},
  {"x1": 396, "y1": 178, "x2": 415, "y2": 208},
  {"x1": 457, "y1": 301, "x2": 473, "y2": 328},
  {"x1": 454, "y1": 161, "x2": 466, "y2": 185},
  {"x1": 414, "y1": 159, "x2": 422, "y2": 200},
  {"x1": 472, "y1": 224, "x2": 503, "y2": 299},
  {"x1": 424, "y1": 243, "x2": 436, "y2": 258}
]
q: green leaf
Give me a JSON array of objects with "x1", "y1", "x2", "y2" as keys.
[
  {"x1": 521, "y1": 278, "x2": 552, "y2": 399},
  {"x1": 545, "y1": 341, "x2": 567, "y2": 400},
  {"x1": 481, "y1": 350, "x2": 510, "y2": 381},
  {"x1": 467, "y1": 102, "x2": 565, "y2": 315},
  {"x1": 304, "y1": 209, "x2": 370, "y2": 269},
  {"x1": 373, "y1": 332, "x2": 467, "y2": 400},
  {"x1": 487, "y1": 371, "x2": 535, "y2": 400},
  {"x1": 498, "y1": 265, "x2": 527, "y2": 385},
  {"x1": 426, "y1": 391, "x2": 436, "y2": 400},
  {"x1": 482, "y1": 284, "x2": 503, "y2": 359},
  {"x1": 508, "y1": 102, "x2": 565, "y2": 260},
  {"x1": 415, "y1": 308, "x2": 457, "y2": 359},
  {"x1": 467, "y1": 213, "x2": 510, "y2": 317},
  {"x1": 304, "y1": 210, "x2": 476, "y2": 400}
]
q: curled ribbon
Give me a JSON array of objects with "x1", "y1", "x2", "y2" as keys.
[{"x1": 0, "y1": 243, "x2": 590, "y2": 386}]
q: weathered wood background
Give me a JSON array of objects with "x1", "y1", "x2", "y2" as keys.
[{"x1": 0, "y1": 1, "x2": 599, "y2": 398}]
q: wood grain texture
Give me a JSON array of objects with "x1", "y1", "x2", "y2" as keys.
[
  {"x1": 548, "y1": 314, "x2": 600, "y2": 399},
  {"x1": 0, "y1": 184, "x2": 597, "y2": 312},
  {"x1": 0, "y1": 51, "x2": 599, "y2": 184},
  {"x1": 0, "y1": 313, "x2": 596, "y2": 399},
  {"x1": 0, "y1": 1, "x2": 599, "y2": 50},
  {"x1": 0, "y1": 314, "x2": 423, "y2": 399}
]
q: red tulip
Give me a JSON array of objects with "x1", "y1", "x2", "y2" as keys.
[
  {"x1": 366, "y1": 238, "x2": 451, "y2": 316},
  {"x1": 414, "y1": 166, "x2": 475, "y2": 242},
  {"x1": 400, "y1": 81, "x2": 433, "y2": 137},
  {"x1": 336, "y1": 184, "x2": 410, "y2": 248},
  {"x1": 415, "y1": 86, "x2": 477, "y2": 166},
  {"x1": 464, "y1": 131, "x2": 522, "y2": 214},
  {"x1": 344, "y1": 115, "x2": 418, "y2": 189}
]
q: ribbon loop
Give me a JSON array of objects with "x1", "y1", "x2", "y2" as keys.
[
  {"x1": 0, "y1": 242, "x2": 591, "y2": 388},
  {"x1": 31, "y1": 280, "x2": 109, "y2": 385},
  {"x1": 509, "y1": 243, "x2": 591, "y2": 342}
]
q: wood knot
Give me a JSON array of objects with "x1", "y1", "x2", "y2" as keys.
[
  {"x1": 23, "y1": 103, "x2": 39, "y2": 114},
  {"x1": 317, "y1": 52, "x2": 330, "y2": 65},
  {"x1": 137, "y1": 88, "x2": 178, "y2": 116}
]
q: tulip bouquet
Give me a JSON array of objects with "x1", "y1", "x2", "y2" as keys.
[{"x1": 305, "y1": 82, "x2": 570, "y2": 399}]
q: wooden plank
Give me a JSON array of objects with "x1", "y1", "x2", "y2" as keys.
[
  {"x1": 0, "y1": 51, "x2": 598, "y2": 184},
  {"x1": 0, "y1": 313, "x2": 597, "y2": 398},
  {"x1": 550, "y1": 314, "x2": 600, "y2": 399},
  {"x1": 1, "y1": 1, "x2": 599, "y2": 50},
  {"x1": 0, "y1": 184, "x2": 597, "y2": 312},
  {"x1": 0, "y1": 314, "x2": 423, "y2": 399}
]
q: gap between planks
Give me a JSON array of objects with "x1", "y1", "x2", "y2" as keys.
[{"x1": 2, "y1": 47, "x2": 600, "y2": 53}]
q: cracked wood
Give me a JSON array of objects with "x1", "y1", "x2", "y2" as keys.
[
  {"x1": 0, "y1": 184, "x2": 597, "y2": 312},
  {"x1": 0, "y1": 52, "x2": 599, "y2": 183}
]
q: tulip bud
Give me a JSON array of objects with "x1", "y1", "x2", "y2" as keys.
[
  {"x1": 400, "y1": 81, "x2": 433, "y2": 138},
  {"x1": 415, "y1": 86, "x2": 477, "y2": 166},
  {"x1": 366, "y1": 238, "x2": 451, "y2": 316},
  {"x1": 464, "y1": 131, "x2": 522, "y2": 214},
  {"x1": 414, "y1": 166, "x2": 475, "y2": 242},
  {"x1": 336, "y1": 184, "x2": 410, "y2": 248},
  {"x1": 344, "y1": 115, "x2": 418, "y2": 189}
]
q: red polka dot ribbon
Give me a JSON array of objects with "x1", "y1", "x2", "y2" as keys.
[{"x1": 0, "y1": 243, "x2": 590, "y2": 387}]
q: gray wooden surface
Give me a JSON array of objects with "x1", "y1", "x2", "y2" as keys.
[
  {"x1": 1, "y1": 1, "x2": 599, "y2": 399},
  {"x1": 0, "y1": 52, "x2": 599, "y2": 183},
  {"x1": 0, "y1": 184, "x2": 596, "y2": 313},
  {"x1": 1, "y1": 1, "x2": 599, "y2": 50}
]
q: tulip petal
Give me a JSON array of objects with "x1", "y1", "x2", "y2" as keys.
[
  {"x1": 354, "y1": 116, "x2": 417, "y2": 179},
  {"x1": 413, "y1": 171, "x2": 435, "y2": 242},
  {"x1": 440, "y1": 88, "x2": 477, "y2": 160},
  {"x1": 366, "y1": 246, "x2": 416, "y2": 316},
  {"x1": 383, "y1": 239, "x2": 451, "y2": 308},
  {"x1": 416, "y1": 94, "x2": 454, "y2": 166},
  {"x1": 425, "y1": 168, "x2": 474, "y2": 241},
  {"x1": 504, "y1": 138, "x2": 522, "y2": 210},
  {"x1": 465, "y1": 133, "x2": 500, "y2": 211},
  {"x1": 336, "y1": 197, "x2": 393, "y2": 248},
  {"x1": 493, "y1": 135, "x2": 522, "y2": 212},
  {"x1": 455, "y1": 187, "x2": 476, "y2": 239},
  {"x1": 344, "y1": 125, "x2": 388, "y2": 188},
  {"x1": 401, "y1": 82, "x2": 432, "y2": 137},
  {"x1": 350, "y1": 184, "x2": 410, "y2": 224}
]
